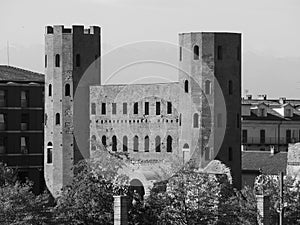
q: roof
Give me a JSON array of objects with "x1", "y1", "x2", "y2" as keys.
[
  {"x1": 242, "y1": 151, "x2": 287, "y2": 175},
  {"x1": 0, "y1": 65, "x2": 44, "y2": 83},
  {"x1": 242, "y1": 98, "x2": 300, "y2": 107}
]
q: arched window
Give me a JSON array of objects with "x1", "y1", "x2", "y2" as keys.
[
  {"x1": 193, "y1": 45, "x2": 199, "y2": 60},
  {"x1": 45, "y1": 55, "x2": 47, "y2": 68},
  {"x1": 48, "y1": 84, "x2": 52, "y2": 97},
  {"x1": 102, "y1": 135, "x2": 107, "y2": 147},
  {"x1": 123, "y1": 136, "x2": 128, "y2": 152},
  {"x1": 167, "y1": 136, "x2": 172, "y2": 152},
  {"x1": 205, "y1": 80, "x2": 211, "y2": 95},
  {"x1": 155, "y1": 136, "x2": 161, "y2": 152},
  {"x1": 47, "y1": 142, "x2": 53, "y2": 164},
  {"x1": 228, "y1": 80, "x2": 233, "y2": 95},
  {"x1": 184, "y1": 80, "x2": 189, "y2": 93},
  {"x1": 112, "y1": 135, "x2": 117, "y2": 151},
  {"x1": 65, "y1": 84, "x2": 70, "y2": 96},
  {"x1": 193, "y1": 113, "x2": 199, "y2": 128},
  {"x1": 179, "y1": 46, "x2": 182, "y2": 61},
  {"x1": 55, "y1": 113, "x2": 60, "y2": 125},
  {"x1": 133, "y1": 135, "x2": 139, "y2": 152},
  {"x1": 76, "y1": 54, "x2": 80, "y2": 67},
  {"x1": 91, "y1": 135, "x2": 96, "y2": 151},
  {"x1": 55, "y1": 54, "x2": 60, "y2": 67},
  {"x1": 144, "y1": 136, "x2": 149, "y2": 152},
  {"x1": 183, "y1": 143, "x2": 189, "y2": 149},
  {"x1": 134, "y1": 102, "x2": 138, "y2": 114}
]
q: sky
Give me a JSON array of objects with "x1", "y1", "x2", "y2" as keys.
[{"x1": 0, "y1": 0, "x2": 299, "y2": 98}]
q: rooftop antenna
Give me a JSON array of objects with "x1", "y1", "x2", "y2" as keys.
[{"x1": 7, "y1": 41, "x2": 10, "y2": 66}]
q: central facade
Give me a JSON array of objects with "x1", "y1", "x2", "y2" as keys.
[{"x1": 44, "y1": 25, "x2": 242, "y2": 197}]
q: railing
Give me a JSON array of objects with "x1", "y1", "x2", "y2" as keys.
[{"x1": 242, "y1": 137, "x2": 295, "y2": 145}]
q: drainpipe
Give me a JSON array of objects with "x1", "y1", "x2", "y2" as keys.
[{"x1": 278, "y1": 120, "x2": 282, "y2": 152}]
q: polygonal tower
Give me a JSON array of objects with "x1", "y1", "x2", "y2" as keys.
[
  {"x1": 44, "y1": 25, "x2": 101, "y2": 197},
  {"x1": 178, "y1": 32, "x2": 241, "y2": 188}
]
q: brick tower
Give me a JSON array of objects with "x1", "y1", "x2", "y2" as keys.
[
  {"x1": 178, "y1": 32, "x2": 241, "y2": 188},
  {"x1": 44, "y1": 25, "x2": 101, "y2": 197}
]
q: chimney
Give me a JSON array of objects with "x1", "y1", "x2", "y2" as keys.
[
  {"x1": 279, "y1": 97, "x2": 286, "y2": 104},
  {"x1": 114, "y1": 196, "x2": 128, "y2": 225},
  {"x1": 246, "y1": 94, "x2": 252, "y2": 100},
  {"x1": 257, "y1": 94, "x2": 267, "y2": 100},
  {"x1": 256, "y1": 195, "x2": 271, "y2": 225}
]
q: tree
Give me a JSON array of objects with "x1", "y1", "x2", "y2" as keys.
[
  {"x1": 128, "y1": 163, "x2": 258, "y2": 225},
  {"x1": 54, "y1": 144, "x2": 130, "y2": 225},
  {"x1": 0, "y1": 163, "x2": 53, "y2": 225}
]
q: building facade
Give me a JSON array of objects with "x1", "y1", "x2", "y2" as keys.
[
  {"x1": 0, "y1": 65, "x2": 45, "y2": 194},
  {"x1": 45, "y1": 25, "x2": 242, "y2": 197},
  {"x1": 242, "y1": 95, "x2": 300, "y2": 152}
]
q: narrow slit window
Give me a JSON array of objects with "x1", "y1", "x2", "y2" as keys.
[
  {"x1": 55, "y1": 54, "x2": 60, "y2": 67},
  {"x1": 65, "y1": 84, "x2": 71, "y2": 96},
  {"x1": 193, "y1": 113, "x2": 199, "y2": 128},
  {"x1": 55, "y1": 113, "x2": 60, "y2": 125},
  {"x1": 167, "y1": 102, "x2": 172, "y2": 114},
  {"x1": 145, "y1": 102, "x2": 149, "y2": 115},
  {"x1": 48, "y1": 84, "x2": 52, "y2": 97},
  {"x1": 184, "y1": 80, "x2": 189, "y2": 93},
  {"x1": 112, "y1": 103, "x2": 117, "y2": 115},
  {"x1": 133, "y1": 135, "x2": 139, "y2": 152},
  {"x1": 205, "y1": 80, "x2": 211, "y2": 95},
  {"x1": 193, "y1": 45, "x2": 199, "y2": 60},
  {"x1": 145, "y1": 136, "x2": 149, "y2": 152},
  {"x1": 45, "y1": 55, "x2": 47, "y2": 68},
  {"x1": 112, "y1": 135, "x2": 117, "y2": 151},
  {"x1": 156, "y1": 102, "x2": 160, "y2": 115},
  {"x1": 123, "y1": 103, "x2": 127, "y2": 114},
  {"x1": 102, "y1": 135, "x2": 107, "y2": 147},
  {"x1": 167, "y1": 136, "x2": 172, "y2": 152},
  {"x1": 155, "y1": 136, "x2": 161, "y2": 152},
  {"x1": 91, "y1": 103, "x2": 96, "y2": 115},
  {"x1": 47, "y1": 142, "x2": 53, "y2": 163},
  {"x1": 134, "y1": 102, "x2": 138, "y2": 114},
  {"x1": 123, "y1": 136, "x2": 128, "y2": 152},
  {"x1": 102, "y1": 103, "x2": 106, "y2": 115}
]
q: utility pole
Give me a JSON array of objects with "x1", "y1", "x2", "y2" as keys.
[{"x1": 279, "y1": 171, "x2": 284, "y2": 225}]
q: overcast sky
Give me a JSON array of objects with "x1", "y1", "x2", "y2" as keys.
[{"x1": 0, "y1": 0, "x2": 299, "y2": 98}]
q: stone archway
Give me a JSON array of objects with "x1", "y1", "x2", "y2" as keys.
[{"x1": 129, "y1": 179, "x2": 145, "y2": 201}]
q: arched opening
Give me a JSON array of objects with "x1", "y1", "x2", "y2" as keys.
[
  {"x1": 65, "y1": 83, "x2": 71, "y2": 97},
  {"x1": 91, "y1": 135, "x2": 96, "y2": 151},
  {"x1": 102, "y1": 135, "x2": 107, "y2": 147},
  {"x1": 133, "y1": 135, "x2": 138, "y2": 152},
  {"x1": 167, "y1": 135, "x2": 172, "y2": 152},
  {"x1": 47, "y1": 142, "x2": 53, "y2": 164},
  {"x1": 55, "y1": 54, "x2": 60, "y2": 67},
  {"x1": 129, "y1": 179, "x2": 145, "y2": 202},
  {"x1": 123, "y1": 136, "x2": 128, "y2": 152},
  {"x1": 155, "y1": 136, "x2": 161, "y2": 152},
  {"x1": 45, "y1": 55, "x2": 47, "y2": 68},
  {"x1": 183, "y1": 143, "x2": 189, "y2": 149},
  {"x1": 76, "y1": 54, "x2": 80, "y2": 67},
  {"x1": 184, "y1": 80, "x2": 189, "y2": 93},
  {"x1": 193, "y1": 113, "x2": 199, "y2": 128},
  {"x1": 112, "y1": 135, "x2": 117, "y2": 151},
  {"x1": 48, "y1": 84, "x2": 52, "y2": 97},
  {"x1": 144, "y1": 136, "x2": 149, "y2": 152},
  {"x1": 55, "y1": 113, "x2": 60, "y2": 125},
  {"x1": 205, "y1": 80, "x2": 211, "y2": 95},
  {"x1": 193, "y1": 45, "x2": 199, "y2": 60}
]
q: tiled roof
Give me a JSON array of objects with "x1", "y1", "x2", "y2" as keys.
[
  {"x1": 242, "y1": 151, "x2": 287, "y2": 174},
  {"x1": 0, "y1": 65, "x2": 44, "y2": 83},
  {"x1": 242, "y1": 98, "x2": 300, "y2": 107}
]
